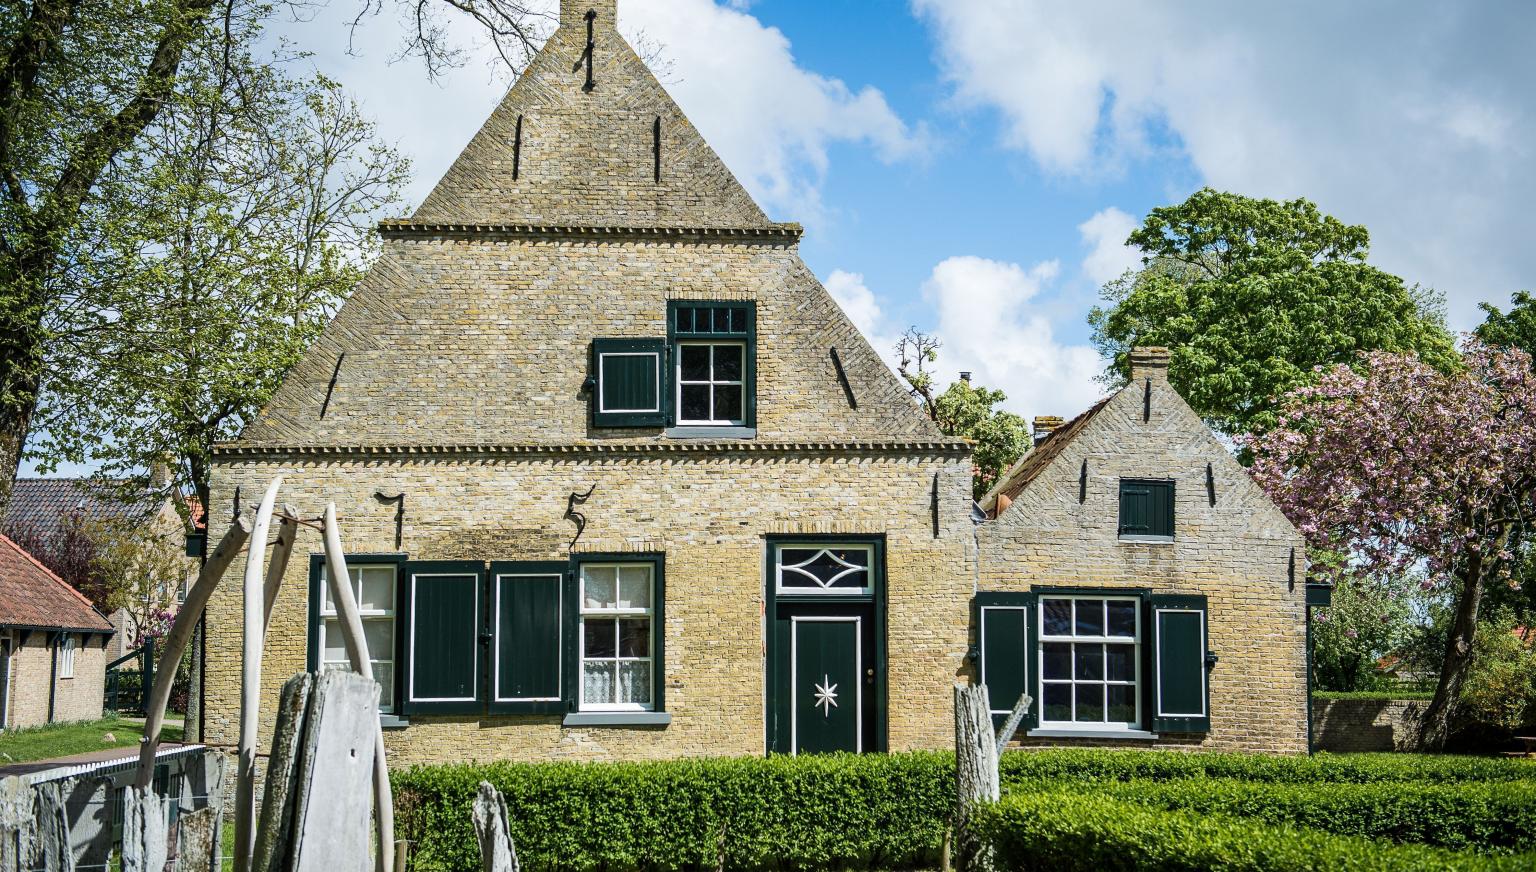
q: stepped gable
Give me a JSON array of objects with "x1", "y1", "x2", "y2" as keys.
[{"x1": 412, "y1": 0, "x2": 773, "y2": 228}]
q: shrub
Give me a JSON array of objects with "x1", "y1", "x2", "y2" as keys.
[
  {"x1": 997, "y1": 748, "x2": 1536, "y2": 785},
  {"x1": 974, "y1": 791, "x2": 1535, "y2": 871},
  {"x1": 393, "y1": 752, "x2": 953, "y2": 871},
  {"x1": 1087, "y1": 778, "x2": 1536, "y2": 854}
]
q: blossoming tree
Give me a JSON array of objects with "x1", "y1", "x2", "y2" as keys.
[{"x1": 1245, "y1": 343, "x2": 1536, "y2": 749}]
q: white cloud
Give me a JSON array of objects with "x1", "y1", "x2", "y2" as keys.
[
  {"x1": 913, "y1": 0, "x2": 1536, "y2": 328},
  {"x1": 1077, "y1": 207, "x2": 1141, "y2": 286},
  {"x1": 825, "y1": 269, "x2": 902, "y2": 366},
  {"x1": 921, "y1": 256, "x2": 1104, "y2": 419}
]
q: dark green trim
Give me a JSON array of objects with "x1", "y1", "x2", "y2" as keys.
[
  {"x1": 401, "y1": 559, "x2": 486, "y2": 715},
  {"x1": 973, "y1": 591, "x2": 1038, "y2": 731},
  {"x1": 567, "y1": 553, "x2": 667, "y2": 716},
  {"x1": 1149, "y1": 593, "x2": 1211, "y2": 733},
  {"x1": 488, "y1": 560, "x2": 568, "y2": 715},
  {"x1": 1119, "y1": 478, "x2": 1175, "y2": 538},
  {"x1": 1306, "y1": 582, "x2": 1333, "y2": 607},
  {"x1": 591, "y1": 338, "x2": 668, "y2": 427},
  {"x1": 667, "y1": 300, "x2": 756, "y2": 428}
]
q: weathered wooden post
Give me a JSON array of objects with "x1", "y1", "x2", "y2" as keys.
[
  {"x1": 472, "y1": 781, "x2": 519, "y2": 872},
  {"x1": 234, "y1": 476, "x2": 284, "y2": 872},
  {"x1": 953, "y1": 684, "x2": 1030, "y2": 872}
]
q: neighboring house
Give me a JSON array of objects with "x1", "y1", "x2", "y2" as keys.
[
  {"x1": 3, "y1": 475, "x2": 197, "y2": 660},
  {"x1": 973, "y1": 348, "x2": 1309, "y2": 754},
  {"x1": 0, "y1": 534, "x2": 115, "y2": 728},
  {"x1": 200, "y1": 1, "x2": 1309, "y2": 763}
]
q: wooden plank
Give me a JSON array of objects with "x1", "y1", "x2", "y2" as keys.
[
  {"x1": 31, "y1": 781, "x2": 71, "y2": 872},
  {"x1": 0, "y1": 776, "x2": 32, "y2": 872},
  {"x1": 173, "y1": 807, "x2": 219, "y2": 872},
  {"x1": 252, "y1": 673, "x2": 314, "y2": 872},
  {"x1": 122, "y1": 785, "x2": 167, "y2": 872},
  {"x1": 289, "y1": 670, "x2": 378, "y2": 872},
  {"x1": 235, "y1": 477, "x2": 284, "y2": 872},
  {"x1": 472, "y1": 781, "x2": 519, "y2": 872}
]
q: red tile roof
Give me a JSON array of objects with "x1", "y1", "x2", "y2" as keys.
[
  {"x1": 980, "y1": 397, "x2": 1111, "y2": 516},
  {"x1": 0, "y1": 533, "x2": 114, "y2": 632}
]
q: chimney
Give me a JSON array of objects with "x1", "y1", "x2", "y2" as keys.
[
  {"x1": 959, "y1": 371, "x2": 972, "y2": 384},
  {"x1": 1129, "y1": 346, "x2": 1171, "y2": 382},
  {"x1": 149, "y1": 461, "x2": 172, "y2": 490},
  {"x1": 1032, "y1": 415, "x2": 1065, "y2": 446},
  {"x1": 562, "y1": 0, "x2": 617, "y2": 28}
]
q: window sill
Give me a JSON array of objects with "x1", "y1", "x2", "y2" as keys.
[
  {"x1": 563, "y1": 712, "x2": 672, "y2": 727},
  {"x1": 665, "y1": 426, "x2": 756, "y2": 439},
  {"x1": 1118, "y1": 535, "x2": 1174, "y2": 544},
  {"x1": 379, "y1": 714, "x2": 410, "y2": 730},
  {"x1": 1026, "y1": 728, "x2": 1158, "y2": 740}
]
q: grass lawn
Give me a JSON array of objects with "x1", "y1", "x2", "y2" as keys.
[{"x1": 0, "y1": 714, "x2": 184, "y2": 765}]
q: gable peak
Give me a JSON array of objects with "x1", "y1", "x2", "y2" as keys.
[{"x1": 560, "y1": 0, "x2": 616, "y2": 28}]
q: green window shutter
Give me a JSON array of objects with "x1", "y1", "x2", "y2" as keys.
[
  {"x1": 975, "y1": 592, "x2": 1038, "y2": 732},
  {"x1": 402, "y1": 560, "x2": 485, "y2": 714},
  {"x1": 1150, "y1": 594, "x2": 1211, "y2": 732},
  {"x1": 1120, "y1": 479, "x2": 1174, "y2": 537},
  {"x1": 489, "y1": 561, "x2": 565, "y2": 714},
  {"x1": 591, "y1": 338, "x2": 667, "y2": 427}
]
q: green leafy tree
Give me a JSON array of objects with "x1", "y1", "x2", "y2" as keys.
[
  {"x1": 1088, "y1": 188, "x2": 1459, "y2": 436},
  {"x1": 1311, "y1": 573, "x2": 1416, "y2": 693},
  {"x1": 896, "y1": 329, "x2": 1030, "y2": 499},
  {"x1": 1476, "y1": 290, "x2": 1536, "y2": 359}
]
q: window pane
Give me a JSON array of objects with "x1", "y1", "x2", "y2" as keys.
[
  {"x1": 1107, "y1": 600, "x2": 1137, "y2": 637},
  {"x1": 363, "y1": 619, "x2": 393, "y2": 662},
  {"x1": 1107, "y1": 684, "x2": 1136, "y2": 724},
  {"x1": 1074, "y1": 644, "x2": 1104, "y2": 680},
  {"x1": 373, "y1": 663, "x2": 394, "y2": 713},
  {"x1": 583, "y1": 567, "x2": 616, "y2": 608},
  {"x1": 1075, "y1": 600, "x2": 1105, "y2": 636},
  {"x1": 322, "y1": 619, "x2": 346, "y2": 664},
  {"x1": 1105, "y1": 644, "x2": 1135, "y2": 682},
  {"x1": 713, "y1": 384, "x2": 742, "y2": 421},
  {"x1": 1042, "y1": 599, "x2": 1072, "y2": 635},
  {"x1": 680, "y1": 344, "x2": 710, "y2": 380},
  {"x1": 582, "y1": 662, "x2": 615, "y2": 704},
  {"x1": 680, "y1": 384, "x2": 710, "y2": 420},
  {"x1": 617, "y1": 566, "x2": 651, "y2": 608},
  {"x1": 619, "y1": 619, "x2": 650, "y2": 657},
  {"x1": 713, "y1": 345, "x2": 743, "y2": 380},
  {"x1": 618, "y1": 661, "x2": 651, "y2": 705},
  {"x1": 1075, "y1": 684, "x2": 1105, "y2": 722},
  {"x1": 358, "y1": 568, "x2": 394, "y2": 612},
  {"x1": 1042, "y1": 643, "x2": 1071, "y2": 680},
  {"x1": 713, "y1": 307, "x2": 732, "y2": 333},
  {"x1": 675, "y1": 306, "x2": 695, "y2": 333},
  {"x1": 1042, "y1": 683, "x2": 1071, "y2": 722},
  {"x1": 584, "y1": 619, "x2": 617, "y2": 657}
]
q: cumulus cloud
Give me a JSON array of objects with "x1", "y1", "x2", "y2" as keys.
[
  {"x1": 912, "y1": 0, "x2": 1536, "y2": 327},
  {"x1": 1077, "y1": 207, "x2": 1141, "y2": 286}
]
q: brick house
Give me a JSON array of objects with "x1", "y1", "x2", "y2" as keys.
[
  {"x1": 0, "y1": 534, "x2": 115, "y2": 728},
  {"x1": 201, "y1": 1, "x2": 1308, "y2": 762}
]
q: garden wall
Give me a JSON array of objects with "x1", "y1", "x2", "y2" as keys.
[{"x1": 1312, "y1": 698, "x2": 1425, "y2": 752}]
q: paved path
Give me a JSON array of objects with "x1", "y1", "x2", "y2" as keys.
[{"x1": 0, "y1": 741, "x2": 188, "y2": 779}]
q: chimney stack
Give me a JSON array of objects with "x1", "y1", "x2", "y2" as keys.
[
  {"x1": 1032, "y1": 415, "x2": 1065, "y2": 446},
  {"x1": 149, "y1": 461, "x2": 172, "y2": 490},
  {"x1": 959, "y1": 371, "x2": 972, "y2": 384},
  {"x1": 1129, "y1": 346, "x2": 1171, "y2": 382},
  {"x1": 562, "y1": 0, "x2": 617, "y2": 28}
]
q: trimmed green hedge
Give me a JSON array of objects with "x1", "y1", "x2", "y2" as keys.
[
  {"x1": 974, "y1": 791, "x2": 1536, "y2": 871},
  {"x1": 1314, "y1": 690, "x2": 1435, "y2": 701},
  {"x1": 394, "y1": 752, "x2": 952, "y2": 871},
  {"x1": 998, "y1": 748, "x2": 1536, "y2": 785},
  {"x1": 1085, "y1": 778, "x2": 1536, "y2": 854}
]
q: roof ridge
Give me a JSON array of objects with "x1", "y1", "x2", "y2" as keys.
[{"x1": 0, "y1": 532, "x2": 103, "y2": 615}]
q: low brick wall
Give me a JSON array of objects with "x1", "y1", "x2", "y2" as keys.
[{"x1": 1311, "y1": 698, "x2": 1425, "y2": 752}]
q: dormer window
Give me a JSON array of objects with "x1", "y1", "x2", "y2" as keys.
[{"x1": 669, "y1": 301, "x2": 755, "y2": 431}]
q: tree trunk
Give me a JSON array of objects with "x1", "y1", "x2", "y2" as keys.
[
  {"x1": 953, "y1": 684, "x2": 996, "y2": 872},
  {"x1": 1419, "y1": 553, "x2": 1486, "y2": 751},
  {"x1": 0, "y1": 285, "x2": 43, "y2": 517}
]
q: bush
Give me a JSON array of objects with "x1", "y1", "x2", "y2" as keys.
[
  {"x1": 1313, "y1": 690, "x2": 1434, "y2": 701},
  {"x1": 997, "y1": 748, "x2": 1536, "y2": 785},
  {"x1": 1087, "y1": 778, "x2": 1536, "y2": 854},
  {"x1": 974, "y1": 791, "x2": 1535, "y2": 871},
  {"x1": 394, "y1": 752, "x2": 953, "y2": 871}
]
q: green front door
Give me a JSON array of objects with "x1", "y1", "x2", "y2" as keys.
[{"x1": 792, "y1": 617, "x2": 862, "y2": 754}]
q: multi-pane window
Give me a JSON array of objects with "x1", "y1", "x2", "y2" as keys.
[
  {"x1": 1038, "y1": 596, "x2": 1140, "y2": 728},
  {"x1": 676, "y1": 341, "x2": 744, "y2": 425},
  {"x1": 775, "y1": 544, "x2": 873, "y2": 595},
  {"x1": 579, "y1": 563, "x2": 654, "y2": 710},
  {"x1": 319, "y1": 564, "x2": 397, "y2": 713},
  {"x1": 59, "y1": 634, "x2": 76, "y2": 679}
]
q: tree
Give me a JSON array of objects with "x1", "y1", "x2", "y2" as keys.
[
  {"x1": 1, "y1": 512, "x2": 109, "y2": 606},
  {"x1": 1310, "y1": 573, "x2": 1415, "y2": 693},
  {"x1": 1244, "y1": 344, "x2": 1536, "y2": 749},
  {"x1": 1088, "y1": 189, "x2": 1459, "y2": 437},
  {"x1": 0, "y1": 0, "x2": 546, "y2": 515},
  {"x1": 1476, "y1": 290, "x2": 1536, "y2": 360},
  {"x1": 896, "y1": 329, "x2": 1030, "y2": 499}
]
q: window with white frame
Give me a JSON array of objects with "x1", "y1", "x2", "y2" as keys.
[
  {"x1": 58, "y1": 634, "x2": 76, "y2": 679},
  {"x1": 676, "y1": 341, "x2": 745, "y2": 425},
  {"x1": 774, "y1": 544, "x2": 873, "y2": 595},
  {"x1": 319, "y1": 564, "x2": 397, "y2": 713},
  {"x1": 579, "y1": 563, "x2": 654, "y2": 710},
  {"x1": 1038, "y1": 596, "x2": 1140, "y2": 728}
]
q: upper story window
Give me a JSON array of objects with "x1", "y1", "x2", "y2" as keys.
[{"x1": 1118, "y1": 478, "x2": 1174, "y2": 541}]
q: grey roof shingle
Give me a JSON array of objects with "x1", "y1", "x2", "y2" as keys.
[{"x1": 2, "y1": 478, "x2": 161, "y2": 540}]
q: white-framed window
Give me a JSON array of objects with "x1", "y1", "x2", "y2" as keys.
[
  {"x1": 1038, "y1": 595, "x2": 1140, "y2": 729},
  {"x1": 774, "y1": 544, "x2": 874, "y2": 595},
  {"x1": 319, "y1": 564, "x2": 397, "y2": 713},
  {"x1": 579, "y1": 563, "x2": 654, "y2": 711},
  {"x1": 58, "y1": 633, "x2": 76, "y2": 679},
  {"x1": 675, "y1": 340, "x2": 745, "y2": 425}
]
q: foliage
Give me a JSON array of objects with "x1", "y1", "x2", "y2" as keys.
[
  {"x1": 0, "y1": 513, "x2": 110, "y2": 606},
  {"x1": 1458, "y1": 611, "x2": 1536, "y2": 734},
  {"x1": 1312, "y1": 690, "x2": 1434, "y2": 701},
  {"x1": 1087, "y1": 188, "x2": 1458, "y2": 436},
  {"x1": 394, "y1": 752, "x2": 953, "y2": 871},
  {"x1": 894, "y1": 329, "x2": 1030, "y2": 498},
  {"x1": 1244, "y1": 343, "x2": 1536, "y2": 748},
  {"x1": 1310, "y1": 574, "x2": 1417, "y2": 692},
  {"x1": 974, "y1": 791, "x2": 1532, "y2": 872},
  {"x1": 0, "y1": 715, "x2": 183, "y2": 765},
  {"x1": 1476, "y1": 291, "x2": 1536, "y2": 361},
  {"x1": 995, "y1": 748, "x2": 1536, "y2": 784}
]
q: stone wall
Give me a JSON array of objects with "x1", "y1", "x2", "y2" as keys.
[{"x1": 1311, "y1": 698, "x2": 1425, "y2": 752}]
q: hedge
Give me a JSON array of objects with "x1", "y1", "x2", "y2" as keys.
[
  {"x1": 1083, "y1": 778, "x2": 1536, "y2": 854},
  {"x1": 973, "y1": 791, "x2": 1536, "y2": 872},
  {"x1": 997, "y1": 748, "x2": 1536, "y2": 785},
  {"x1": 1314, "y1": 691, "x2": 1435, "y2": 701},
  {"x1": 393, "y1": 752, "x2": 952, "y2": 871}
]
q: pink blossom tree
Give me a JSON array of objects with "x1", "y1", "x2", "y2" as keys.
[{"x1": 1244, "y1": 342, "x2": 1536, "y2": 749}]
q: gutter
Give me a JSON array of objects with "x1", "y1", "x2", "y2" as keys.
[{"x1": 47, "y1": 635, "x2": 57, "y2": 723}]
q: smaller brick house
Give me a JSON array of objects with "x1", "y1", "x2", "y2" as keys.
[
  {"x1": 973, "y1": 348, "x2": 1309, "y2": 754},
  {"x1": 0, "y1": 533, "x2": 115, "y2": 729}
]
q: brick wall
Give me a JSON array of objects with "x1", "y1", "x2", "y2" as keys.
[
  {"x1": 5, "y1": 633, "x2": 106, "y2": 728},
  {"x1": 1311, "y1": 698, "x2": 1425, "y2": 752}
]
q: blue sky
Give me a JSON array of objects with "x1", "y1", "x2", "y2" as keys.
[{"x1": 24, "y1": 0, "x2": 1535, "y2": 476}]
